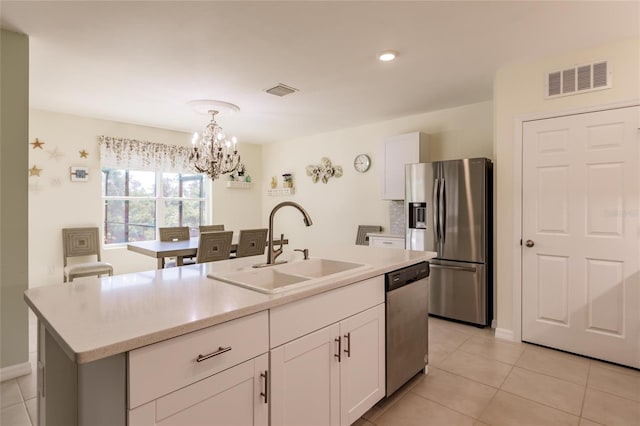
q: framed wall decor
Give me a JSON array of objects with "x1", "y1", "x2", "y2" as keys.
[{"x1": 70, "y1": 166, "x2": 89, "y2": 182}]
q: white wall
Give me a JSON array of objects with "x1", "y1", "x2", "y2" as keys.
[
  {"x1": 211, "y1": 143, "x2": 263, "y2": 230},
  {"x1": 494, "y1": 36, "x2": 640, "y2": 333},
  {"x1": 260, "y1": 101, "x2": 493, "y2": 251},
  {"x1": 28, "y1": 109, "x2": 263, "y2": 287}
]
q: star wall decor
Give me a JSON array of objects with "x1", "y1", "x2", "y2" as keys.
[
  {"x1": 47, "y1": 147, "x2": 64, "y2": 161},
  {"x1": 79, "y1": 149, "x2": 89, "y2": 158},
  {"x1": 50, "y1": 177, "x2": 63, "y2": 187},
  {"x1": 29, "y1": 165, "x2": 42, "y2": 177},
  {"x1": 30, "y1": 138, "x2": 45, "y2": 149}
]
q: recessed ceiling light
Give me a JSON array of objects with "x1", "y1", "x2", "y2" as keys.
[{"x1": 378, "y1": 50, "x2": 398, "y2": 62}]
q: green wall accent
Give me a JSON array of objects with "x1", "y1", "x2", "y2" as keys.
[{"x1": 1, "y1": 29, "x2": 29, "y2": 370}]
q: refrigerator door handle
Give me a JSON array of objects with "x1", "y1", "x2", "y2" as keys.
[
  {"x1": 433, "y1": 178, "x2": 440, "y2": 243},
  {"x1": 429, "y1": 263, "x2": 477, "y2": 273},
  {"x1": 439, "y1": 178, "x2": 446, "y2": 245}
]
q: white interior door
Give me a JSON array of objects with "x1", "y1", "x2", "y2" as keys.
[{"x1": 522, "y1": 106, "x2": 639, "y2": 368}]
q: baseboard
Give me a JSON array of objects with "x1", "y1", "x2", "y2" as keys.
[
  {"x1": 494, "y1": 327, "x2": 516, "y2": 342},
  {"x1": 0, "y1": 361, "x2": 32, "y2": 382}
]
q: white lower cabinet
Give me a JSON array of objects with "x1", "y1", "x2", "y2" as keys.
[
  {"x1": 270, "y1": 304, "x2": 386, "y2": 426},
  {"x1": 129, "y1": 353, "x2": 269, "y2": 426},
  {"x1": 128, "y1": 311, "x2": 269, "y2": 426}
]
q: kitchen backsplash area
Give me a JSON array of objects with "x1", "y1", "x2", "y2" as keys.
[{"x1": 389, "y1": 201, "x2": 405, "y2": 235}]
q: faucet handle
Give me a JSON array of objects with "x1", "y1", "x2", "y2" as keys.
[
  {"x1": 275, "y1": 233, "x2": 285, "y2": 249},
  {"x1": 294, "y1": 248, "x2": 310, "y2": 260}
]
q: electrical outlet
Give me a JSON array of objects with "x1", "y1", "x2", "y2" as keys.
[{"x1": 47, "y1": 265, "x2": 55, "y2": 274}]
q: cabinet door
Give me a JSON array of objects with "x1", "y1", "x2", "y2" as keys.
[
  {"x1": 383, "y1": 132, "x2": 428, "y2": 200},
  {"x1": 271, "y1": 323, "x2": 341, "y2": 426},
  {"x1": 129, "y1": 354, "x2": 268, "y2": 426},
  {"x1": 340, "y1": 304, "x2": 386, "y2": 426}
]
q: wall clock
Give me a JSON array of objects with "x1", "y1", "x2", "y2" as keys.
[{"x1": 354, "y1": 154, "x2": 371, "y2": 173}]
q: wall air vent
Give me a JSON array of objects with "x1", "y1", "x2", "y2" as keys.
[
  {"x1": 546, "y1": 61, "x2": 611, "y2": 99},
  {"x1": 265, "y1": 83, "x2": 299, "y2": 97}
]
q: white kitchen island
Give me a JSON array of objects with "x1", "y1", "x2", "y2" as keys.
[{"x1": 25, "y1": 245, "x2": 435, "y2": 426}]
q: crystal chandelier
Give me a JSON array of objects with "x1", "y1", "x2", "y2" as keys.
[{"x1": 189, "y1": 109, "x2": 241, "y2": 180}]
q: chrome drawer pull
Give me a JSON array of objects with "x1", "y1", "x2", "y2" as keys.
[
  {"x1": 334, "y1": 337, "x2": 341, "y2": 362},
  {"x1": 344, "y1": 332, "x2": 351, "y2": 358},
  {"x1": 260, "y1": 371, "x2": 268, "y2": 404},
  {"x1": 196, "y1": 346, "x2": 232, "y2": 363}
]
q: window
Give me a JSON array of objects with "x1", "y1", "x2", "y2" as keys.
[{"x1": 102, "y1": 169, "x2": 207, "y2": 245}]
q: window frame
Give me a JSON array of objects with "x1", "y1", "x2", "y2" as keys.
[{"x1": 102, "y1": 168, "x2": 209, "y2": 247}]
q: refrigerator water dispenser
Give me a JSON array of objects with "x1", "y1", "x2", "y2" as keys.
[{"x1": 408, "y1": 202, "x2": 427, "y2": 229}]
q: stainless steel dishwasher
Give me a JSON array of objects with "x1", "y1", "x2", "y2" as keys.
[{"x1": 385, "y1": 261, "x2": 430, "y2": 396}]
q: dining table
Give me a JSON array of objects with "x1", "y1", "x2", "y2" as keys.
[{"x1": 127, "y1": 236, "x2": 288, "y2": 269}]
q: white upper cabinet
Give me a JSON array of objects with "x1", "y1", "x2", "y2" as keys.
[{"x1": 382, "y1": 132, "x2": 429, "y2": 200}]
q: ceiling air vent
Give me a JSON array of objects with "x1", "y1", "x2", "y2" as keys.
[
  {"x1": 546, "y1": 60, "x2": 611, "y2": 99},
  {"x1": 265, "y1": 84, "x2": 299, "y2": 97}
]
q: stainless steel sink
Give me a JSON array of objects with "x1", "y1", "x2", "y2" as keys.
[{"x1": 209, "y1": 258, "x2": 370, "y2": 294}]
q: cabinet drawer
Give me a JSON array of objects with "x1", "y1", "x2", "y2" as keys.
[
  {"x1": 129, "y1": 311, "x2": 268, "y2": 408},
  {"x1": 369, "y1": 236, "x2": 404, "y2": 249},
  {"x1": 270, "y1": 276, "x2": 384, "y2": 348}
]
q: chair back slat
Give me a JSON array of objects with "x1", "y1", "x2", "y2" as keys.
[
  {"x1": 62, "y1": 227, "x2": 101, "y2": 261},
  {"x1": 197, "y1": 231, "x2": 233, "y2": 263},
  {"x1": 235, "y1": 229, "x2": 269, "y2": 258},
  {"x1": 159, "y1": 227, "x2": 190, "y2": 242},
  {"x1": 199, "y1": 225, "x2": 225, "y2": 233}
]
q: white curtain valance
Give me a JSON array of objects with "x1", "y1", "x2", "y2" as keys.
[{"x1": 99, "y1": 135, "x2": 196, "y2": 174}]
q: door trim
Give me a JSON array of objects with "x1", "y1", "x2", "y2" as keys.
[{"x1": 510, "y1": 99, "x2": 640, "y2": 343}]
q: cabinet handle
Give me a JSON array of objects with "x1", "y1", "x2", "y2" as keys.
[
  {"x1": 260, "y1": 370, "x2": 268, "y2": 404},
  {"x1": 344, "y1": 332, "x2": 351, "y2": 357},
  {"x1": 382, "y1": 241, "x2": 392, "y2": 245},
  {"x1": 334, "y1": 337, "x2": 341, "y2": 362},
  {"x1": 196, "y1": 346, "x2": 232, "y2": 363}
]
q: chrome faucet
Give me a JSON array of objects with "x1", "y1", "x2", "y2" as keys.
[{"x1": 260, "y1": 202, "x2": 313, "y2": 267}]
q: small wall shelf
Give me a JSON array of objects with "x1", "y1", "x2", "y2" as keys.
[
  {"x1": 226, "y1": 181, "x2": 253, "y2": 189},
  {"x1": 267, "y1": 188, "x2": 295, "y2": 196}
]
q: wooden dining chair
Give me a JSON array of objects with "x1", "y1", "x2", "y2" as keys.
[
  {"x1": 159, "y1": 226, "x2": 194, "y2": 267},
  {"x1": 159, "y1": 226, "x2": 190, "y2": 242},
  {"x1": 355, "y1": 225, "x2": 383, "y2": 246},
  {"x1": 197, "y1": 231, "x2": 233, "y2": 263},
  {"x1": 62, "y1": 227, "x2": 113, "y2": 282},
  {"x1": 199, "y1": 224, "x2": 225, "y2": 233},
  {"x1": 234, "y1": 228, "x2": 269, "y2": 258}
]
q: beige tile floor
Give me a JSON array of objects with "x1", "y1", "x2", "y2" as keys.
[
  {"x1": 1, "y1": 311, "x2": 37, "y2": 426},
  {"x1": 358, "y1": 317, "x2": 640, "y2": 426},
  {"x1": 2, "y1": 314, "x2": 638, "y2": 426}
]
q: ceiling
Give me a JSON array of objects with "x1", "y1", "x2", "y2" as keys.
[{"x1": 1, "y1": 1, "x2": 638, "y2": 144}]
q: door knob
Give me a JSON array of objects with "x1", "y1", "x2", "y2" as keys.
[{"x1": 525, "y1": 240, "x2": 535, "y2": 248}]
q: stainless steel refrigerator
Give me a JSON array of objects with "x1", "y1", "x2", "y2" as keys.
[{"x1": 405, "y1": 158, "x2": 492, "y2": 327}]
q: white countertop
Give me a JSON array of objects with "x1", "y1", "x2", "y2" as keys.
[{"x1": 25, "y1": 245, "x2": 435, "y2": 364}]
